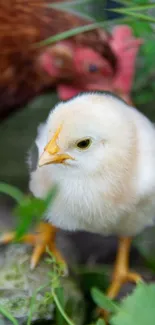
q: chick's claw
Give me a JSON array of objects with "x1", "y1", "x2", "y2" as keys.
[
  {"x1": 107, "y1": 270, "x2": 142, "y2": 300},
  {"x1": 99, "y1": 270, "x2": 142, "y2": 323},
  {"x1": 0, "y1": 223, "x2": 66, "y2": 270}
]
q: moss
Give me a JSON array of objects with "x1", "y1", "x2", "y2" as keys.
[
  {"x1": 9, "y1": 297, "x2": 27, "y2": 310},
  {"x1": 5, "y1": 272, "x2": 20, "y2": 281},
  {"x1": 0, "y1": 244, "x2": 85, "y2": 324}
]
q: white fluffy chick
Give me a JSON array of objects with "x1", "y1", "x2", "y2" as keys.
[{"x1": 30, "y1": 91, "x2": 155, "y2": 298}]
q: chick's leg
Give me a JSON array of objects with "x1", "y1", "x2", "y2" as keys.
[
  {"x1": 0, "y1": 223, "x2": 66, "y2": 269},
  {"x1": 99, "y1": 237, "x2": 142, "y2": 321},
  {"x1": 107, "y1": 237, "x2": 142, "y2": 299}
]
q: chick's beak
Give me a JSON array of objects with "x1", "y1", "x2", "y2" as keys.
[{"x1": 38, "y1": 137, "x2": 73, "y2": 167}]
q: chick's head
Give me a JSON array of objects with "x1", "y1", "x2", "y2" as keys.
[{"x1": 39, "y1": 92, "x2": 134, "y2": 178}]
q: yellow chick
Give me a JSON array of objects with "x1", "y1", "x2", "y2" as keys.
[{"x1": 2, "y1": 91, "x2": 155, "y2": 301}]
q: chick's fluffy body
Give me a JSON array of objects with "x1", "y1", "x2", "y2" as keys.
[{"x1": 29, "y1": 93, "x2": 155, "y2": 236}]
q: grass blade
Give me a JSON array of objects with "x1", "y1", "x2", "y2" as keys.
[
  {"x1": 37, "y1": 22, "x2": 107, "y2": 46},
  {"x1": 109, "y1": 8, "x2": 155, "y2": 23},
  {"x1": 0, "y1": 305, "x2": 19, "y2": 325},
  {"x1": 110, "y1": 4, "x2": 155, "y2": 11},
  {"x1": 0, "y1": 182, "x2": 24, "y2": 203},
  {"x1": 55, "y1": 287, "x2": 65, "y2": 325},
  {"x1": 52, "y1": 289, "x2": 75, "y2": 325}
]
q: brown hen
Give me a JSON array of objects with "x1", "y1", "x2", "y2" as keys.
[{"x1": 0, "y1": 0, "x2": 116, "y2": 120}]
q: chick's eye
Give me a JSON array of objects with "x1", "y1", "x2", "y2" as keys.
[{"x1": 76, "y1": 138, "x2": 92, "y2": 150}]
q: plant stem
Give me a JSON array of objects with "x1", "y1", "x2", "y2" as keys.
[
  {"x1": 27, "y1": 283, "x2": 50, "y2": 325},
  {"x1": 52, "y1": 289, "x2": 75, "y2": 325}
]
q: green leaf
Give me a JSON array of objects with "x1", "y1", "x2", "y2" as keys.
[
  {"x1": 91, "y1": 288, "x2": 118, "y2": 313},
  {"x1": 110, "y1": 283, "x2": 155, "y2": 325},
  {"x1": 14, "y1": 187, "x2": 57, "y2": 240},
  {"x1": 14, "y1": 197, "x2": 44, "y2": 239},
  {"x1": 129, "y1": 21, "x2": 153, "y2": 36},
  {"x1": 76, "y1": 265, "x2": 109, "y2": 294},
  {"x1": 0, "y1": 182, "x2": 24, "y2": 203},
  {"x1": 143, "y1": 40, "x2": 155, "y2": 68},
  {"x1": 15, "y1": 197, "x2": 45, "y2": 219},
  {"x1": 133, "y1": 89, "x2": 154, "y2": 105},
  {"x1": 96, "y1": 319, "x2": 106, "y2": 325}
]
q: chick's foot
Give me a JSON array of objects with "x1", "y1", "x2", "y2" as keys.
[
  {"x1": 107, "y1": 237, "x2": 142, "y2": 298},
  {"x1": 99, "y1": 237, "x2": 142, "y2": 321},
  {"x1": 0, "y1": 222, "x2": 66, "y2": 270}
]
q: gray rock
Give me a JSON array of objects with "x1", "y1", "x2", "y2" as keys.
[{"x1": 0, "y1": 244, "x2": 85, "y2": 325}]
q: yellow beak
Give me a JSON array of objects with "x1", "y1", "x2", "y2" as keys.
[
  {"x1": 39, "y1": 150, "x2": 73, "y2": 167},
  {"x1": 38, "y1": 126, "x2": 73, "y2": 167}
]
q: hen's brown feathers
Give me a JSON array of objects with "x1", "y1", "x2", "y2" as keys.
[{"x1": 0, "y1": 0, "x2": 116, "y2": 119}]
